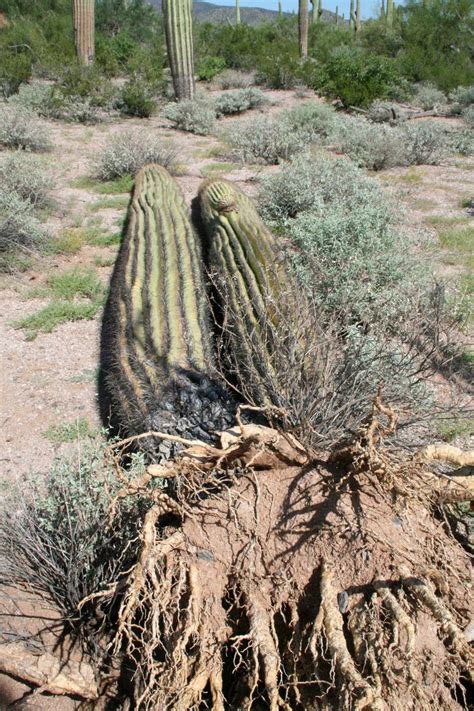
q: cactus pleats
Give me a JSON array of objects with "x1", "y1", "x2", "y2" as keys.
[
  {"x1": 163, "y1": 0, "x2": 196, "y2": 101},
  {"x1": 72, "y1": 0, "x2": 94, "y2": 65},
  {"x1": 99, "y1": 165, "x2": 234, "y2": 457},
  {"x1": 198, "y1": 178, "x2": 293, "y2": 410}
]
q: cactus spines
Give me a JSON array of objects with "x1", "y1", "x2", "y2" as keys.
[
  {"x1": 99, "y1": 165, "x2": 234, "y2": 457},
  {"x1": 72, "y1": 0, "x2": 95, "y2": 66},
  {"x1": 299, "y1": 0, "x2": 309, "y2": 57},
  {"x1": 198, "y1": 179, "x2": 292, "y2": 409},
  {"x1": 162, "y1": 0, "x2": 195, "y2": 101}
]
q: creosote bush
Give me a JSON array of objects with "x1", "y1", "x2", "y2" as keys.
[
  {"x1": 161, "y1": 99, "x2": 216, "y2": 135},
  {"x1": 96, "y1": 129, "x2": 177, "y2": 180},
  {"x1": 0, "y1": 105, "x2": 52, "y2": 151}
]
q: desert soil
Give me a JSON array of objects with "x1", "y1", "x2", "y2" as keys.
[{"x1": 0, "y1": 86, "x2": 472, "y2": 708}]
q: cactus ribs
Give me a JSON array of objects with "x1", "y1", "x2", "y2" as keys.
[{"x1": 99, "y1": 165, "x2": 234, "y2": 460}]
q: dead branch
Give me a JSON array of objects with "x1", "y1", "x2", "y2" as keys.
[{"x1": 0, "y1": 642, "x2": 98, "y2": 699}]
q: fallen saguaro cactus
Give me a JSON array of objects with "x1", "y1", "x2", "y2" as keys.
[
  {"x1": 198, "y1": 177, "x2": 295, "y2": 409},
  {"x1": 99, "y1": 165, "x2": 234, "y2": 459}
]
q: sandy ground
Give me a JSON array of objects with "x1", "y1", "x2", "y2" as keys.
[{"x1": 0, "y1": 85, "x2": 472, "y2": 707}]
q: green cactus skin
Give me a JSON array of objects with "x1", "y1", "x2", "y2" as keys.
[
  {"x1": 386, "y1": 0, "x2": 393, "y2": 26},
  {"x1": 311, "y1": 0, "x2": 323, "y2": 24},
  {"x1": 278, "y1": 0, "x2": 282, "y2": 17},
  {"x1": 162, "y1": 0, "x2": 195, "y2": 101},
  {"x1": 335, "y1": 5, "x2": 339, "y2": 24},
  {"x1": 236, "y1": 0, "x2": 241, "y2": 24},
  {"x1": 198, "y1": 178, "x2": 292, "y2": 409},
  {"x1": 99, "y1": 165, "x2": 234, "y2": 457},
  {"x1": 72, "y1": 0, "x2": 94, "y2": 65},
  {"x1": 299, "y1": 0, "x2": 309, "y2": 58}
]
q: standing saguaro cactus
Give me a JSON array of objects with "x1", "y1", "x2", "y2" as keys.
[
  {"x1": 162, "y1": 0, "x2": 195, "y2": 101},
  {"x1": 72, "y1": 0, "x2": 94, "y2": 66},
  {"x1": 386, "y1": 0, "x2": 394, "y2": 26},
  {"x1": 298, "y1": 0, "x2": 309, "y2": 58},
  {"x1": 350, "y1": 0, "x2": 361, "y2": 31},
  {"x1": 236, "y1": 0, "x2": 241, "y2": 23},
  {"x1": 311, "y1": 0, "x2": 323, "y2": 23}
]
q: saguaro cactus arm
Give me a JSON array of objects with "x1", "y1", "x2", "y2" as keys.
[
  {"x1": 72, "y1": 0, "x2": 94, "y2": 65},
  {"x1": 162, "y1": 0, "x2": 195, "y2": 101}
]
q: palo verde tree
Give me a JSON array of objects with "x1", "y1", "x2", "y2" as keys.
[
  {"x1": 162, "y1": 0, "x2": 195, "y2": 100},
  {"x1": 72, "y1": 0, "x2": 95, "y2": 65}
]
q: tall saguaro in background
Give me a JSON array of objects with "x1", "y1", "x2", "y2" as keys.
[
  {"x1": 72, "y1": 0, "x2": 94, "y2": 65},
  {"x1": 386, "y1": 0, "x2": 394, "y2": 26},
  {"x1": 350, "y1": 0, "x2": 361, "y2": 31},
  {"x1": 298, "y1": 0, "x2": 308, "y2": 57},
  {"x1": 163, "y1": 0, "x2": 195, "y2": 101},
  {"x1": 236, "y1": 0, "x2": 241, "y2": 23}
]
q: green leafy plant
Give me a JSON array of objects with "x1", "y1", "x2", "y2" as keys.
[
  {"x1": 117, "y1": 76, "x2": 158, "y2": 117},
  {"x1": 196, "y1": 56, "x2": 226, "y2": 82}
]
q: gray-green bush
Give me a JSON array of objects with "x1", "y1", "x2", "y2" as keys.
[
  {"x1": 96, "y1": 129, "x2": 177, "y2": 180},
  {"x1": 214, "y1": 88, "x2": 267, "y2": 116},
  {"x1": 162, "y1": 99, "x2": 216, "y2": 135},
  {"x1": 283, "y1": 101, "x2": 337, "y2": 140},
  {"x1": 0, "y1": 152, "x2": 53, "y2": 207},
  {"x1": 0, "y1": 442, "x2": 147, "y2": 637},
  {"x1": 0, "y1": 105, "x2": 52, "y2": 151},
  {"x1": 217, "y1": 70, "x2": 255, "y2": 89},
  {"x1": 223, "y1": 114, "x2": 307, "y2": 164},
  {"x1": 401, "y1": 121, "x2": 447, "y2": 165},
  {"x1": 0, "y1": 190, "x2": 46, "y2": 255},
  {"x1": 413, "y1": 82, "x2": 447, "y2": 110},
  {"x1": 257, "y1": 152, "x2": 441, "y2": 417},
  {"x1": 333, "y1": 116, "x2": 405, "y2": 170}
]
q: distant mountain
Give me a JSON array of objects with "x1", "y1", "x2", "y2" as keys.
[{"x1": 149, "y1": 0, "x2": 338, "y2": 25}]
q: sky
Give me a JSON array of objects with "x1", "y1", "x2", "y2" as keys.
[{"x1": 203, "y1": 0, "x2": 381, "y2": 20}]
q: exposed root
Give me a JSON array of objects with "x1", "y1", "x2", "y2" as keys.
[
  {"x1": 400, "y1": 565, "x2": 474, "y2": 675},
  {"x1": 68, "y1": 414, "x2": 473, "y2": 709},
  {"x1": 312, "y1": 561, "x2": 384, "y2": 711}
]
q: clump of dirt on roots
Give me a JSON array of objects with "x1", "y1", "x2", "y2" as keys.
[{"x1": 95, "y1": 397, "x2": 473, "y2": 711}]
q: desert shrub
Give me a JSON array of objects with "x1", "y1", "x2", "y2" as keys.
[
  {"x1": 461, "y1": 105, "x2": 474, "y2": 128},
  {"x1": 255, "y1": 51, "x2": 303, "y2": 90},
  {"x1": 0, "y1": 190, "x2": 46, "y2": 256},
  {"x1": 0, "y1": 442, "x2": 147, "y2": 631},
  {"x1": 214, "y1": 88, "x2": 267, "y2": 116},
  {"x1": 446, "y1": 127, "x2": 474, "y2": 156},
  {"x1": 0, "y1": 152, "x2": 53, "y2": 207},
  {"x1": 217, "y1": 69, "x2": 255, "y2": 89},
  {"x1": 401, "y1": 121, "x2": 447, "y2": 164},
  {"x1": 319, "y1": 46, "x2": 400, "y2": 108},
  {"x1": 0, "y1": 48, "x2": 32, "y2": 98},
  {"x1": 0, "y1": 105, "x2": 52, "y2": 151},
  {"x1": 412, "y1": 82, "x2": 447, "y2": 110},
  {"x1": 162, "y1": 99, "x2": 216, "y2": 135},
  {"x1": 196, "y1": 56, "x2": 226, "y2": 82},
  {"x1": 9, "y1": 82, "x2": 56, "y2": 116},
  {"x1": 283, "y1": 101, "x2": 336, "y2": 140},
  {"x1": 333, "y1": 116, "x2": 405, "y2": 170},
  {"x1": 449, "y1": 84, "x2": 474, "y2": 114},
  {"x1": 117, "y1": 76, "x2": 157, "y2": 117},
  {"x1": 259, "y1": 152, "x2": 386, "y2": 223},
  {"x1": 258, "y1": 152, "x2": 441, "y2": 414},
  {"x1": 223, "y1": 114, "x2": 307, "y2": 164},
  {"x1": 97, "y1": 129, "x2": 177, "y2": 180}
]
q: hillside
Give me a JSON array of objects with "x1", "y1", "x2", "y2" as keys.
[{"x1": 148, "y1": 0, "x2": 338, "y2": 25}]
